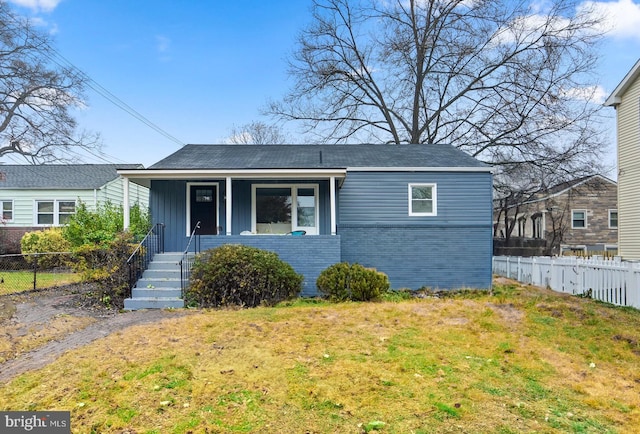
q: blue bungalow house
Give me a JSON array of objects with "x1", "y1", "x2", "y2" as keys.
[{"x1": 118, "y1": 144, "x2": 493, "y2": 309}]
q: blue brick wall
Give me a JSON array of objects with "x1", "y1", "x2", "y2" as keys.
[
  {"x1": 198, "y1": 235, "x2": 341, "y2": 296},
  {"x1": 339, "y1": 225, "x2": 492, "y2": 290}
]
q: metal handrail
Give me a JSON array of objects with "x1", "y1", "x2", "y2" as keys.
[
  {"x1": 126, "y1": 223, "x2": 165, "y2": 296},
  {"x1": 180, "y1": 221, "x2": 201, "y2": 297}
]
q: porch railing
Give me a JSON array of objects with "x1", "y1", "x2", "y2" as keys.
[
  {"x1": 180, "y1": 221, "x2": 201, "y2": 297},
  {"x1": 126, "y1": 223, "x2": 165, "y2": 296}
]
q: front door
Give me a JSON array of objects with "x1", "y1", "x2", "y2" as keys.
[{"x1": 190, "y1": 185, "x2": 218, "y2": 235}]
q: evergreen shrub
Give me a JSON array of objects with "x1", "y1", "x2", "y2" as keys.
[
  {"x1": 186, "y1": 244, "x2": 303, "y2": 308},
  {"x1": 317, "y1": 262, "x2": 390, "y2": 301}
]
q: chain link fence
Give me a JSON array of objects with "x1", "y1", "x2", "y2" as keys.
[{"x1": 0, "y1": 253, "x2": 80, "y2": 296}]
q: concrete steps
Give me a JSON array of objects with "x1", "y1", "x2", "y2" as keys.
[{"x1": 124, "y1": 252, "x2": 193, "y2": 310}]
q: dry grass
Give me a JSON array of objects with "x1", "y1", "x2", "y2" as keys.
[
  {"x1": 1, "y1": 280, "x2": 639, "y2": 433},
  {"x1": 0, "y1": 314, "x2": 96, "y2": 363}
]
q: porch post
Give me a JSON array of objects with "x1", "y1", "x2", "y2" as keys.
[
  {"x1": 330, "y1": 176, "x2": 337, "y2": 235},
  {"x1": 226, "y1": 176, "x2": 232, "y2": 235},
  {"x1": 122, "y1": 176, "x2": 130, "y2": 230}
]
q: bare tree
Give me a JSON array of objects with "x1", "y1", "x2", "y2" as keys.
[
  {"x1": 269, "y1": 0, "x2": 607, "y2": 177},
  {"x1": 0, "y1": 2, "x2": 99, "y2": 163},
  {"x1": 226, "y1": 121, "x2": 291, "y2": 145}
]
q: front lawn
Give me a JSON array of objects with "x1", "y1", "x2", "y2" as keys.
[{"x1": 0, "y1": 281, "x2": 638, "y2": 433}]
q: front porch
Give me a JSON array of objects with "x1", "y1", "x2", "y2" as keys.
[{"x1": 124, "y1": 233, "x2": 342, "y2": 310}]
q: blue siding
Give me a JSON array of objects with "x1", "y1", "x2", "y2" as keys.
[
  {"x1": 150, "y1": 180, "x2": 187, "y2": 252},
  {"x1": 340, "y1": 226, "x2": 492, "y2": 289},
  {"x1": 152, "y1": 179, "x2": 334, "y2": 251},
  {"x1": 151, "y1": 170, "x2": 493, "y2": 292},
  {"x1": 339, "y1": 171, "x2": 492, "y2": 225},
  {"x1": 151, "y1": 179, "x2": 229, "y2": 250},
  {"x1": 198, "y1": 235, "x2": 341, "y2": 296},
  {"x1": 338, "y1": 171, "x2": 493, "y2": 289}
]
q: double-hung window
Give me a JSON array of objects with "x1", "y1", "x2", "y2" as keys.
[
  {"x1": 35, "y1": 200, "x2": 76, "y2": 226},
  {"x1": 609, "y1": 210, "x2": 618, "y2": 229},
  {"x1": 517, "y1": 217, "x2": 526, "y2": 237},
  {"x1": 532, "y1": 214, "x2": 543, "y2": 238},
  {"x1": 409, "y1": 184, "x2": 437, "y2": 216},
  {"x1": 0, "y1": 200, "x2": 13, "y2": 222},
  {"x1": 571, "y1": 209, "x2": 587, "y2": 229}
]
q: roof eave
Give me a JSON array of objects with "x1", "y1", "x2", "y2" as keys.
[
  {"x1": 347, "y1": 166, "x2": 492, "y2": 172},
  {"x1": 118, "y1": 168, "x2": 349, "y2": 181},
  {"x1": 605, "y1": 58, "x2": 640, "y2": 107}
]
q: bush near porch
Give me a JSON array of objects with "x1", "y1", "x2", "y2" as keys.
[{"x1": 186, "y1": 244, "x2": 303, "y2": 308}]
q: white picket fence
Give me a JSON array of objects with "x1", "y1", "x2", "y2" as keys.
[{"x1": 492, "y1": 256, "x2": 640, "y2": 309}]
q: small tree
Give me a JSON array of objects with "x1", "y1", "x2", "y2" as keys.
[{"x1": 63, "y1": 201, "x2": 150, "y2": 248}]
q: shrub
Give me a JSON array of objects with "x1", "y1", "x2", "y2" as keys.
[
  {"x1": 72, "y1": 232, "x2": 136, "y2": 306},
  {"x1": 63, "y1": 201, "x2": 151, "y2": 248},
  {"x1": 317, "y1": 262, "x2": 390, "y2": 302},
  {"x1": 186, "y1": 244, "x2": 303, "y2": 308},
  {"x1": 20, "y1": 228, "x2": 72, "y2": 269}
]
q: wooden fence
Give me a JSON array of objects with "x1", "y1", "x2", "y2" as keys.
[{"x1": 492, "y1": 256, "x2": 640, "y2": 309}]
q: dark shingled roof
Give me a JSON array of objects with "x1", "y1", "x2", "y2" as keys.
[
  {"x1": 148, "y1": 144, "x2": 488, "y2": 170},
  {"x1": 0, "y1": 164, "x2": 144, "y2": 189}
]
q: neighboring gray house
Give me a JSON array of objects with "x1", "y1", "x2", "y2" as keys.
[
  {"x1": 493, "y1": 174, "x2": 618, "y2": 256},
  {"x1": 118, "y1": 144, "x2": 493, "y2": 306},
  {"x1": 0, "y1": 164, "x2": 149, "y2": 253}
]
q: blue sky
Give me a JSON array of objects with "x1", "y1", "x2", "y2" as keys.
[{"x1": 3, "y1": 0, "x2": 640, "y2": 174}]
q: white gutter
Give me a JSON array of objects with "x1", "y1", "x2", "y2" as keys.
[
  {"x1": 117, "y1": 168, "x2": 348, "y2": 179},
  {"x1": 346, "y1": 166, "x2": 492, "y2": 172}
]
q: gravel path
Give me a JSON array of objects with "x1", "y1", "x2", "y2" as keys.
[{"x1": 0, "y1": 285, "x2": 192, "y2": 383}]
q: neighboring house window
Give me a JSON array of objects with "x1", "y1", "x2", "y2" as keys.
[
  {"x1": 252, "y1": 185, "x2": 318, "y2": 235},
  {"x1": 609, "y1": 210, "x2": 618, "y2": 229},
  {"x1": 532, "y1": 214, "x2": 543, "y2": 239},
  {"x1": 408, "y1": 184, "x2": 437, "y2": 216},
  {"x1": 35, "y1": 200, "x2": 76, "y2": 226},
  {"x1": 572, "y1": 210, "x2": 587, "y2": 229},
  {"x1": 517, "y1": 217, "x2": 526, "y2": 237},
  {"x1": 1, "y1": 200, "x2": 13, "y2": 222}
]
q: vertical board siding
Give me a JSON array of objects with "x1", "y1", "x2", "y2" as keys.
[
  {"x1": 338, "y1": 171, "x2": 493, "y2": 290},
  {"x1": 154, "y1": 179, "x2": 332, "y2": 251},
  {"x1": 617, "y1": 77, "x2": 640, "y2": 259},
  {"x1": 151, "y1": 180, "x2": 187, "y2": 251}
]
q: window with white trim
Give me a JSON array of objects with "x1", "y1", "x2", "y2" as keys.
[
  {"x1": 571, "y1": 209, "x2": 587, "y2": 229},
  {"x1": 35, "y1": 200, "x2": 76, "y2": 226},
  {"x1": 0, "y1": 200, "x2": 13, "y2": 222},
  {"x1": 252, "y1": 184, "x2": 318, "y2": 234},
  {"x1": 517, "y1": 217, "x2": 526, "y2": 237},
  {"x1": 409, "y1": 184, "x2": 437, "y2": 216},
  {"x1": 532, "y1": 214, "x2": 543, "y2": 238},
  {"x1": 609, "y1": 209, "x2": 618, "y2": 229}
]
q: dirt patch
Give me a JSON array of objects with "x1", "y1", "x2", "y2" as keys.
[
  {"x1": 0, "y1": 284, "x2": 194, "y2": 383},
  {"x1": 486, "y1": 302, "x2": 524, "y2": 324}
]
